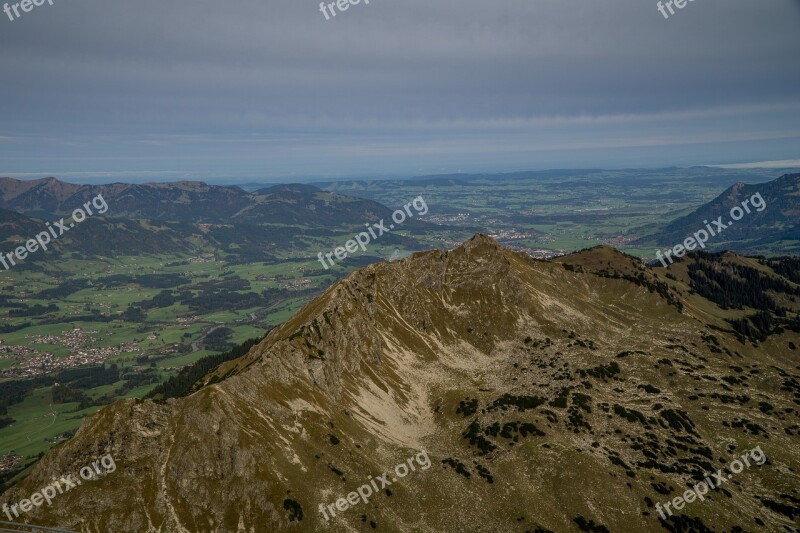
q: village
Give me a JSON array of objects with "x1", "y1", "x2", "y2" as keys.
[
  {"x1": 0, "y1": 451, "x2": 22, "y2": 474},
  {"x1": 0, "y1": 327, "x2": 142, "y2": 378}
]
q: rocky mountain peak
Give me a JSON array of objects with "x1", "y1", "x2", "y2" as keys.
[{"x1": 2, "y1": 237, "x2": 798, "y2": 532}]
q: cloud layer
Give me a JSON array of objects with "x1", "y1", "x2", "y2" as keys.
[{"x1": 0, "y1": 0, "x2": 798, "y2": 181}]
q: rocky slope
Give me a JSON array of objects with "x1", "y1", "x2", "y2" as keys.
[{"x1": 2, "y1": 235, "x2": 798, "y2": 532}]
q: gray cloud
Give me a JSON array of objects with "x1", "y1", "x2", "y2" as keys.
[{"x1": 0, "y1": 0, "x2": 798, "y2": 180}]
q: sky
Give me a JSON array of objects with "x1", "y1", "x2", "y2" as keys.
[{"x1": 0, "y1": 0, "x2": 799, "y2": 183}]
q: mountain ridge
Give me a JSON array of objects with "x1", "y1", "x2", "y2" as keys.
[
  {"x1": 2, "y1": 235, "x2": 798, "y2": 532},
  {"x1": 638, "y1": 173, "x2": 800, "y2": 254},
  {"x1": 0, "y1": 178, "x2": 412, "y2": 229}
]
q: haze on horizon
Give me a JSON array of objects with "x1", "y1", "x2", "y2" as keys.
[{"x1": 0, "y1": 0, "x2": 799, "y2": 183}]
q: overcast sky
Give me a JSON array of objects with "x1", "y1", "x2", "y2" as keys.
[{"x1": 0, "y1": 0, "x2": 799, "y2": 182}]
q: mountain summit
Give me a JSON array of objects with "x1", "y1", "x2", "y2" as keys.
[{"x1": 2, "y1": 236, "x2": 798, "y2": 532}]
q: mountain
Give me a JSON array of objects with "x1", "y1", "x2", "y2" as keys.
[
  {"x1": 2, "y1": 236, "x2": 798, "y2": 532},
  {"x1": 0, "y1": 208, "x2": 45, "y2": 241},
  {"x1": 0, "y1": 177, "x2": 82, "y2": 215},
  {"x1": 0, "y1": 207, "x2": 194, "y2": 263},
  {"x1": 638, "y1": 173, "x2": 800, "y2": 254},
  {"x1": 0, "y1": 178, "x2": 433, "y2": 263},
  {"x1": 0, "y1": 178, "x2": 416, "y2": 229}
]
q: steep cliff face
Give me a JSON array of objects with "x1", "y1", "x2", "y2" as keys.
[{"x1": 3, "y1": 235, "x2": 798, "y2": 532}]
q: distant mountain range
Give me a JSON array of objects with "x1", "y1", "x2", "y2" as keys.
[
  {"x1": 0, "y1": 207, "x2": 192, "y2": 261},
  {"x1": 0, "y1": 178, "x2": 432, "y2": 264},
  {"x1": 638, "y1": 173, "x2": 800, "y2": 254},
  {"x1": 0, "y1": 178, "x2": 416, "y2": 229},
  {"x1": 3, "y1": 236, "x2": 797, "y2": 531},
  {"x1": 2, "y1": 173, "x2": 797, "y2": 265}
]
